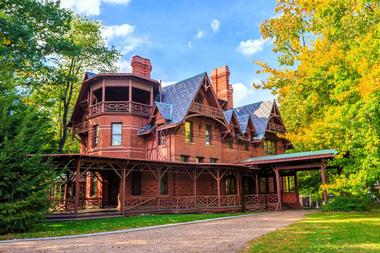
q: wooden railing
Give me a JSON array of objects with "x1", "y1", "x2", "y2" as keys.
[
  {"x1": 124, "y1": 195, "x2": 242, "y2": 212},
  {"x1": 189, "y1": 102, "x2": 224, "y2": 119},
  {"x1": 90, "y1": 101, "x2": 152, "y2": 117},
  {"x1": 72, "y1": 121, "x2": 89, "y2": 135},
  {"x1": 268, "y1": 122, "x2": 285, "y2": 133},
  {"x1": 49, "y1": 197, "x2": 102, "y2": 213},
  {"x1": 243, "y1": 194, "x2": 279, "y2": 210}
]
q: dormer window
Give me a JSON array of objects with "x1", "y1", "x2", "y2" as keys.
[
  {"x1": 227, "y1": 137, "x2": 233, "y2": 149},
  {"x1": 264, "y1": 140, "x2": 276, "y2": 155}
]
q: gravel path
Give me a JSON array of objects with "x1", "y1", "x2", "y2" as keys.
[{"x1": 0, "y1": 210, "x2": 312, "y2": 253}]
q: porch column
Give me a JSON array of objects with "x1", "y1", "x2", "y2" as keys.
[
  {"x1": 101, "y1": 79, "x2": 105, "y2": 111},
  {"x1": 120, "y1": 167, "x2": 126, "y2": 214},
  {"x1": 274, "y1": 167, "x2": 282, "y2": 211},
  {"x1": 320, "y1": 162, "x2": 328, "y2": 203},
  {"x1": 236, "y1": 172, "x2": 241, "y2": 208},
  {"x1": 217, "y1": 169, "x2": 221, "y2": 208},
  {"x1": 64, "y1": 171, "x2": 69, "y2": 210},
  {"x1": 129, "y1": 79, "x2": 132, "y2": 102},
  {"x1": 193, "y1": 170, "x2": 197, "y2": 208},
  {"x1": 157, "y1": 169, "x2": 161, "y2": 210},
  {"x1": 74, "y1": 159, "x2": 81, "y2": 214},
  {"x1": 294, "y1": 172, "x2": 300, "y2": 206}
]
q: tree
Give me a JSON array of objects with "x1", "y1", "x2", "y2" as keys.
[
  {"x1": 35, "y1": 17, "x2": 120, "y2": 153},
  {"x1": 0, "y1": 0, "x2": 70, "y2": 233},
  {"x1": 257, "y1": 0, "x2": 380, "y2": 196}
]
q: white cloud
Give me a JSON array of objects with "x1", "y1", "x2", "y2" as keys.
[
  {"x1": 60, "y1": 0, "x2": 131, "y2": 16},
  {"x1": 161, "y1": 81, "x2": 177, "y2": 87},
  {"x1": 101, "y1": 24, "x2": 149, "y2": 55},
  {"x1": 117, "y1": 58, "x2": 131, "y2": 72},
  {"x1": 210, "y1": 19, "x2": 220, "y2": 33},
  {"x1": 232, "y1": 82, "x2": 257, "y2": 107},
  {"x1": 195, "y1": 30, "x2": 205, "y2": 39},
  {"x1": 236, "y1": 38, "x2": 270, "y2": 58},
  {"x1": 102, "y1": 24, "x2": 135, "y2": 41},
  {"x1": 187, "y1": 41, "x2": 193, "y2": 49}
]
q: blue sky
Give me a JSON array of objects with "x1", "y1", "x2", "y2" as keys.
[{"x1": 61, "y1": 0, "x2": 278, "y2": 106}]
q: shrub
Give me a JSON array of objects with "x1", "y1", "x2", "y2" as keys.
[{"x1": 322, "y1": 195, "x2": 373, "y2": 212}]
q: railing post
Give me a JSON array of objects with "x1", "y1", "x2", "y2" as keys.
[{"x1": 74, "y1": 159, "x2": 81, "y2": 214}]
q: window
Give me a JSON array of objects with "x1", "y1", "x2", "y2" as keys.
[
  {"x1": 210, "y1": 158, "x2": 217, "y2": 163},
  {"x1": 131, "y1": 171, "x2": 141, "y2": 195},
  {"x1": 160, "y1": 173, "x2": 168, "y2": 195},
  {"x1": 205, "y1": 125, "x2": 212, "y2": 145},
  {"x1": 180, "y1": 155, "x2": 189, "y2": 162},
  {"x1": 90, "y1": 173, "x2": 98, "y2": 197},
  {"x1": 93, "y1": 125, "x2": 99, "y2": 147},
  {"x1": 260, "y1": 176, "x2": 275, "y2": 193},
  {"x1": 184, "y1": 121, "x2": 193, "y2": 143},
  {"x1": 225, "y1": 175, "x2": 236, "y2": 195},
  {"x1": 227, "y1": 137, "x2": 233, "y2": 149},
  {"x1": 111, "y1": 123, "x2": 122, "y2": 146},
  {"x1": 282, "y1": 176, "x2": 295, "y2": 192},
  {"x1": 264, "y1": 140, "x2": 276, "y2": 155},
  {"x1": 242, "y1": 176, "x2": 255, "y2": 195},
  {"x1": 243, "y1": 141, "x2": 249, "y2": 151},
  {"x1": 196, "y1": 156, "x2": 204, "y2": 163},
  {"x1": 158, "y1": 131, "x2": 165, "y2": 145}
]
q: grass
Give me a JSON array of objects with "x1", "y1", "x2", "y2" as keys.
[
  {"x1": 0, "y1": 212, "x2": 248, "y2": 240},
  {"x1": 245, "y1": 208, "x2": 380, "y2": 253}
]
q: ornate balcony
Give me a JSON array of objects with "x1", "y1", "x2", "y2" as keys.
[
  {"x1": 72, "y1": 120, "x2": 89, "y2": 135},
  {"x1": 268, "y1": 122, "x2": 285, "y2": 133},
  {"x1": 189, "y1": 102, "x2": 224, "y2": 119},
  {"x1": 90, "y1": 101, "x2": 152, "y2": 117}
]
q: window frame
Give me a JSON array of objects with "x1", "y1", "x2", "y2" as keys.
[
  {"x1": 225, "y1": 175, "x2": 236, "y2": 195},
  {"x1": 184, "y1": 121, "x2": 193, "y2": 143},
  {"x1": 111, "y1": 123, "x2": 122, "y2": 146},
  {"x1": 263, "y1": 140, "x2": 276, "y2": 155},
  {"x1": 180, "y1": 155, "x2": 190, "y2": 162},
  {"x1": 160, "y1": 173, "x2": 168, "y2": 195},
  {"x1": 205, "y1": 125, "x2": 212, "y2": 145},
  {"x1": 93, "y1": 125, "x2": 99, "y2": 148}
]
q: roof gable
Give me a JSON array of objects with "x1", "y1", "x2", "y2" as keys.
[
  {"x1": 155, "y1": 72, "x2": 206, "y2": 124},
  {"x1": 155, "y1": 102, "x2": 173, "y2": 121}
]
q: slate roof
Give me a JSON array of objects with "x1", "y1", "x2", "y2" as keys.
[
  {"x1": 236, "y1": 114, "x2": 251, "y2": 134},
  {"x1": 155, "y1": 72, "x2": 206, "y2": 124},
  {"x1": 223, "y1": 109, "x2": 235, "y2": 125},
  {"x1": 155, "y1": 102, "x2": 173, "y2": 121},
  {"x1": 234, "y1": 100, "x2": 275, "y2": 140}
]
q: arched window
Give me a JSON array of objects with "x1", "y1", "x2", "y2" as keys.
[{"x1": 225, "y1": 175, "x2": 236, "y2": 195}]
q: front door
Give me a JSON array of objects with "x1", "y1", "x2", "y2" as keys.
[{"x1": 102, "y1": 171, "x2": 120, "y2": 207}]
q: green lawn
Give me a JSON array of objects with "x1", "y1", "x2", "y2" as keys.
[
  {"x1": 246, "y1": 208, "x2": 380, "y2": 253},
  {"x1": 0, "y1": 212, "x2": 247, "y2": 240}
]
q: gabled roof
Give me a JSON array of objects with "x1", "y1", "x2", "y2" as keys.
[
  {"x1": 155, "y1": 72, "x2": 206, "y2": 124},
  {"x1": 155, "y1": 102, "x2": 173, "y2": 121},
  {"x1": 223, "y1": 109, "x2": 235, "y2": 124},
  {"x1": 236, "y1": 114, "x2": 254, "y2": 134},
  {"x1": 234, "y1": 100, "x2": 275, "y2": 140}
]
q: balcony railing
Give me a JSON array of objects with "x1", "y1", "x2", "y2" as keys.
[
  {"x1": 90, "y1": 101, "x2": 152, "y2": 117},
  {"x1": 189, "y1": 102, "x2": 224, "y2": 119},
  {"x1": 268, "y1": 122, "x2": 285, "y2": 133},
  {"x1": 72, "y1": 120, "x2": 89, "y2": 135}
]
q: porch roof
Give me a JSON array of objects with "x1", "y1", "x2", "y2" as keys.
[
  {"x1": 45, "y1": 154, "x2": 252, "y2": 170},
  {"x1": 241, "y1": 149, "x2": 338, "y2": 166}
]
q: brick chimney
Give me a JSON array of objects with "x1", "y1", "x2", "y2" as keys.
[
  {"x1": 211, "y1": 66, "x2": 233, "y2": 110},
  {"x1": 131, "y1": 55, "x2": 152, "y2": 79}
]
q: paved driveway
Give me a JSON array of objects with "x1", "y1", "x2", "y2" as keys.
[{"x1": 0, "y1": 210, "x2": 312, "y2": 253}]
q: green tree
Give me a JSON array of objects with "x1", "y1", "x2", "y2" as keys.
[
  {"x1": 35, "y1": 17, "x2": 120, "y2": 153},
  {"x1": 0, "y1": 0, "x2": 69, "y2": 233},
  {"x1": 257, "y1": 0, "x2": 380, "y2": 197}
]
